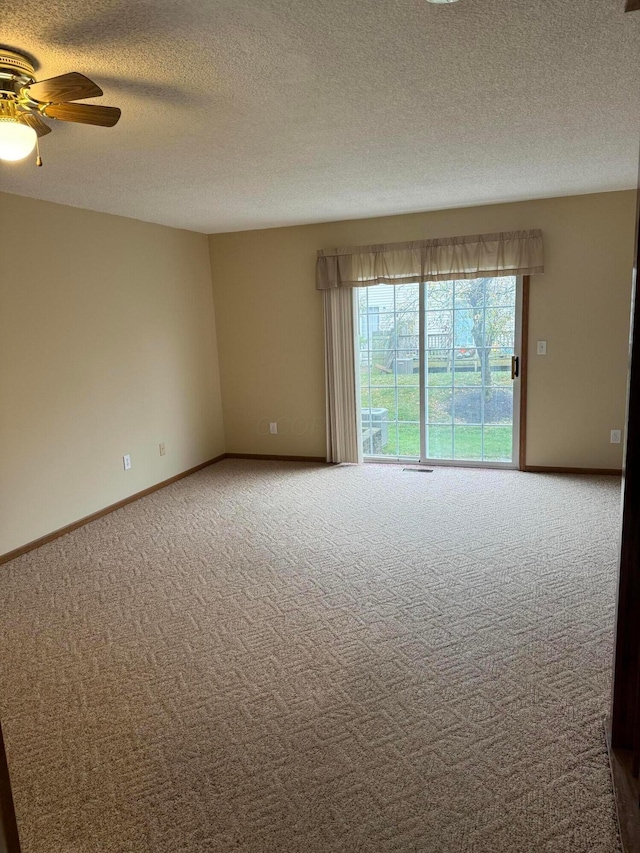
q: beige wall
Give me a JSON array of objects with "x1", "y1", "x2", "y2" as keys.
[
  {"x1": 1, "y1": 188, "x2": 635, "y2": 554},
  {"x1": 0, "y1": 192, "x2": 225, "y2": 555},
  {"x1": 209, "y1": 190, "x2": 637, "y2": 467}
]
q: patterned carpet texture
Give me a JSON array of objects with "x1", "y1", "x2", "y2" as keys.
[{"x1": 0, "y1": 460, "x2": 623, "y2": 852}]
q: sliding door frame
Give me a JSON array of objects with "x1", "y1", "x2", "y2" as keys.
[
  {"x1": 419, "y1": 277, "x2": 427, "y2": 462},
  {"x1": 359, "y1": 274, "x2": 530, "y2": 469},
  {"x1": 519, "y1": 275, "x2": 530, "y2": 471},
  {"x1": 418, "y1": 275, "x2": 527, "y2": 470}
]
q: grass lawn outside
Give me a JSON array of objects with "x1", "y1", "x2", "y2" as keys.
[{"x1": 360, "y1": 365, "x2": 514, "y2": 461}]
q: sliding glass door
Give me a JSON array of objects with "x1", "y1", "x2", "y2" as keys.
[
  {"x1": 358, "y1": 276, "x2": 522, "y2": 467},
  {"x1": 359, "y1": 283, "x2": 421, "y2": 458}
]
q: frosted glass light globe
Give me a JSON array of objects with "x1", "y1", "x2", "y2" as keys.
[{"x1": 0, "y1": 118, "x2": 37, "y2": 162}]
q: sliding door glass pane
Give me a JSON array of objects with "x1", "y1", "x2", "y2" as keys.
[
  {"x1": 454, "y1": 425, "x2": 482, "y2": 460},
  {"x1": 398, "y1": 423, "x2": 421, "y2": 457},
  {"x1": 483, "y1": 425, "x2": 513, "y2": 461},
  {"x1": 428, "y1": 425, "x2": 453, "y2": 459},
  {"x1": 488, "y1": 348, "x2": 513, "y2": 387},
  {"x1": 486, "y1": 277, "x2": 516, "y2": 307},
  {"x1": 427, "y1": 388, "x2": 453, "y2": 423},
  {"x1": 424, "y1": 277, "x2": 516, "y2": 464},
  {"x1": 453, "y1": 353, "x2": 482, "y2": 386},
  {"x1": 358, "y1": 283, "x2": 420, "y2": 459},
  {"x1": 484, "y1": 388, "x2": 513, "y2": 425},
  {"x1": 453, "y1": 388, "x2": 482, "y2": 425}
]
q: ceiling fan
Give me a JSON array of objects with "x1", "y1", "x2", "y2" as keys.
[{"x1": 0, "y1": 49, "x2": 121, "y2": 166}]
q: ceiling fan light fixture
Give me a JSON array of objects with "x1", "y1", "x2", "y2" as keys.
[
  {"x1": 0, "y1": 117, "x2": 37, "y2": 162},
  {"x1": 0, "y1": 49, "x2": 121, "y2": 168},
  {"x1": 426, "y1": 0, "x2": 460, "y2": 4}
]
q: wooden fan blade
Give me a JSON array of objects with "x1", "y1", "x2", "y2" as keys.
[
  {"x1": 626, "y1": 0, "x2": 640, "y2": 11},
  {"x1": 44, "y1": 102, "x2": 121, "y2": 127},
  {"x1": 26, "y1": 73, "x2": 103, "y2": 104},
  {"x1": 18, "y1": 112, "x2": 52, "y2": 137}
]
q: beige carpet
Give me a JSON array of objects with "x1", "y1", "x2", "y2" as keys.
[{"x1": 0, "y1": 460, "x2": 623, "y2": 852}]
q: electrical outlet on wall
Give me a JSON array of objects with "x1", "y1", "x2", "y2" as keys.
[
  {"x1": 269, "y1": 422, "x2": 278, "y2": 434},
  {"x1": 123, "y1": 454, "x2": 132, "y2": 470},
  {"x1": 611, "y1": 430, "x2": 622, "y2": 444},
  {"x1": 159, "y1": 442, "x2": 166, "y2": 456},
  {"x1": 536, "y1": 340, "x2": 547, "y2": 355}
]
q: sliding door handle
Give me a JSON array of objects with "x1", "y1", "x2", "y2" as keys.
[{"x1": 511, "y1": 355, "x2": 520, "y2": 380}]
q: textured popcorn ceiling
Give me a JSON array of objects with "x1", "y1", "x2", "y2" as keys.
[{"x1": 1, "y1": 0, "x2": 639, "y2": 233}]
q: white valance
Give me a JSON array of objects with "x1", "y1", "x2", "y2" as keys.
[{"x1": 316, "y1": 229, "x2": 544, "y2": 290}]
